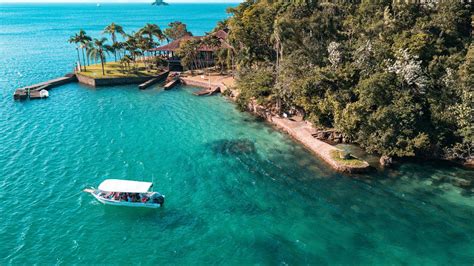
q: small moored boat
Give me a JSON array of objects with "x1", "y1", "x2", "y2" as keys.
[
  {"x1": 39, "y1": 89, "x2": 49, "y2": 98},
  {"x1": 84, "y1": 179, "x2": 165, "y2": 208}
]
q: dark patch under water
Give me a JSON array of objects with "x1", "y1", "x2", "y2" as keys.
[{"x1": 208, "y1": 139, "x2": 257, "y2": 156}]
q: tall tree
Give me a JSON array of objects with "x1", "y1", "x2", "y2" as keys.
[
  {"x1": 87, "y1": 38, "x2": 113, "y2": 76},
  {"x1": 103, "y1": 23, "x2": 126, "y2": 61},
  {"x1": 69, "y1": 30, "x2": 92, "y2": 71},
  {"x1": 139, "y1": 23, "x2": 166, "y2": 50},
  {"x1": 176, "y1": 39, "x2": 200, "y2": 73},
  {"x1": 164, "y1": 21, "x2": 192, "y2": 41},
  {"x1": 77, "y1": 30, "x2": 92, "y2": 71},
  {"x1": 68, "y1": 33, "x2": 82, "y2": 71}
]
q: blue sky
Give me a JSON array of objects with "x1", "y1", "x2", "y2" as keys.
[{"x1": 0, "y1": 0, "x2": 242, "y2": 2}]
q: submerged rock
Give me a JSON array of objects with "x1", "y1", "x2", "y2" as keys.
[
  {"x1": 451, "y1": 177, "x2": 472, "y2": 189},
  {"x1": 209, "y1": 139, "x2": 256, "y2": 156}
]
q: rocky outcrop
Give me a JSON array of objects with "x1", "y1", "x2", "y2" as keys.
[
  {"x1": 245, "y1": 100, "x2": 276, "y2": 119},
  {"x1": 463, "y1": 158, "x2": 474, "y2": 169},
  {"x1": 379, "y1": 155, "x2": 393, "y2": 167},
  {"x1": 312, "y1": 129, "x2": 348, "y2": 144}
]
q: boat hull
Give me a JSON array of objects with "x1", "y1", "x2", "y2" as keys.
[{"x1": 90, "y1": 191, "x2": 163, "y2": 209}]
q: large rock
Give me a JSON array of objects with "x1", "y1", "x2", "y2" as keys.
[
  {"x1": 380, "y1": 155, "x2": 393, "y2": 167},
  {"x1": 463, "y1": 159, "x2": 474, "y2": 169}
]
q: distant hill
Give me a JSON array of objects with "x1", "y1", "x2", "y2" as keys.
[{"x1": 151, "y1": 0, "x2": 169, "y2": 6}]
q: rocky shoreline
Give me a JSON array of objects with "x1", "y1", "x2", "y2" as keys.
[
  {"x1": 181, "y1": 75, "x2": 371, "y2": 173},
  {"x1": 180, "y1": 74, "x2": 473, "y2": 189}
]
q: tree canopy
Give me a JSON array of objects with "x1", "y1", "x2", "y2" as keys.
[
  {"x1": 164, "y1": 21, "x2": 193, "y2": 41},
  {"x1": 225, "y1": 0, "x2": 473, "y2": 161}
]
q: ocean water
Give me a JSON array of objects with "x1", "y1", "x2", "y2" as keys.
[{"x1": 1, "y1": 3, "x2": 473, "y2": 265}]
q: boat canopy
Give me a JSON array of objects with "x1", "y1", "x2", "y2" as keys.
[{"x1": 98, "y1": 179, "x2": 153, "y2": 193}]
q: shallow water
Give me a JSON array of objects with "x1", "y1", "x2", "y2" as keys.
[{"x1": 1, "y1": 3, "x2": 473, "y2": 264}]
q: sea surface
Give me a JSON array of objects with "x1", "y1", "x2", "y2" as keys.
[{"x1": 0, "y1": 3, "x2": 473, "y2": 265}]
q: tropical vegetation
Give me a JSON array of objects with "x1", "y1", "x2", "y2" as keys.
[
  {"x1": 68, "y1": 22, "x2": 189, "y2": 76},
  {"x1": 164, "y1": 21, "x2": 193, "y2": 41},
  {"x1": 222, "y1": 0, "x2": 473, "y2": 163}
]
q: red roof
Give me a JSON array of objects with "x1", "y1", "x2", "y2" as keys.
[{"x1": 214, "y1": 30, "x2": 229, "y2": 40}]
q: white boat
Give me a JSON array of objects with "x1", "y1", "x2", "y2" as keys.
[
  {"x1": 39, "y1": 89, "x2": 49, "y2": 98},
  {"x1": 84, "y1": 179, "x2": 165, "y2": 208}
]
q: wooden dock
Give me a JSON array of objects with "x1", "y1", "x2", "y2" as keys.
[
  {"x1": 138, "y1": 71, "x2": 169, "y2": 90},
  {"x1": 193, "y1": 86, "x2": 221, "y2": 96},
  {"x1": 164, "y1": 79, "x2": 180, "y2": 90},
  {"x1": 13, "y1": 74, "x2": 77, "y2": 100},
  {"x1": 138, "y1": 77, "x2": 159, "y2": 90}
]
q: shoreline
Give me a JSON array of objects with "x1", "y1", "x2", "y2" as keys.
[{"x1": 180, "y1": 74, "x2": 371, "y2": 174}]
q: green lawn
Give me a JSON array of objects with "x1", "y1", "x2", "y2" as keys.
[
  {"x1": 78, "y1": 62, "x2": 164, "y2": 78},
  {"x1": 330, "y1": 150, "x2": 368, "y2": 167}
]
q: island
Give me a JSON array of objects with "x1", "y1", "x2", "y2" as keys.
[
  {"x1": 13, "y1": 1, "x2": 474, "y2": 176},
  {"x1": 151, "y1": 0, "x2": 168, "y2": 6}
]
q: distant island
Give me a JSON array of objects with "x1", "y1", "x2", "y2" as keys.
[{"x1": 151, "y1": 0, "x2": 169, "y2": 6}]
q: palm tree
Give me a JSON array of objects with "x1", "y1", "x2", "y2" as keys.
[
  {"x1": 103, "y1": 23, "x2": 126, "y2": 61},
  {"x1": 68, "y1": 30, "x2": 91, "y2": 71},
  {"x1": 139, "y1": 23, "x2": 166, "y2": 49},
  {"x1": 120, "y1": 55, "x2": 133, "y2": 73},
  {"x1": 68, "y1": 34, "x2": 82, "y2": 71},
  {"x1": 87, "y1": 38, "x2": 113, "y2": 76},
  {"x1": 111, "y1": 41, "x2": 124, "y2": 60},
  {"x1": 77, "y1": 30, "x2": 92, "y2": 71},
  {"x1": 124, "y1": 33, "x2": 141, "y2": 61}
]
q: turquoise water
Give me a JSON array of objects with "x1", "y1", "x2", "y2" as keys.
[{"x1": 1, "y1": 3, "x2": 474, "y2": 264}]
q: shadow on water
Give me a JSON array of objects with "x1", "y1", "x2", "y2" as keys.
[
  {"x1": 246, "y1": 233, "x2": 327, "y2": 265},
  {"x1": 101, "y1": 205, "x2": 207, "y2": 231}
]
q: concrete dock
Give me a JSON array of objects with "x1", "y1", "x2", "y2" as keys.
[
  {"x1": 163, "y1": 79, "x2": 180, "y2": 90},
  {"x1": 138, "y1": 72, "x2": 169, "y2": 90},
  {"x1": 14, "y1": 74, "x2": 77, "y2": 100}
]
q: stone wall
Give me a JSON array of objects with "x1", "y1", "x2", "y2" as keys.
[{"x1": 77, "y1": 71, "x2": 168, "y2": 87}]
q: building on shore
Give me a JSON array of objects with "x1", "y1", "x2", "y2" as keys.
[{"x1": 149, "y1": 30, "x2": 232, "y2": 71}]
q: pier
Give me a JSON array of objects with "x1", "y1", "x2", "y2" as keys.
[
  {"x1": 13, "y1": 74, "x2": 77, "y2": 100},
  {"x1": 163, "y1": 79, "x2": 180, "y2": 90},
  {"x1": 138, "y1": 77, "x2": 162, "y2": 90}
]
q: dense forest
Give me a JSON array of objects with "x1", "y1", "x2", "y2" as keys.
[{"x1": 219, "y1": 0, "x2": 473, "y2": 163}]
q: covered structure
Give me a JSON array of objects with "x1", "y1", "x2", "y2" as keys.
[
  {"x1": 149, "y1": 30, "x2": 232, "y2": 71},
  {"x1": 98, "y1": 179, "x2": 153, "y2": 193}
]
